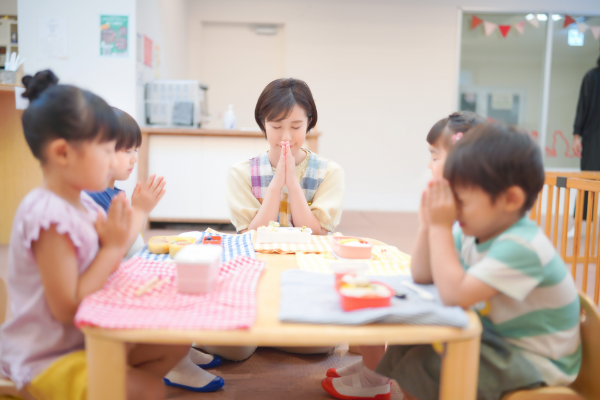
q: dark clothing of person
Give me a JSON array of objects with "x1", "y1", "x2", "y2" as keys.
[{"x1": 574, "y1": 67, "x2": 600, "y2": 219}]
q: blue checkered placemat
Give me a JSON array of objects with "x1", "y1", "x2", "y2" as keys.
[{"x1": 135, "y1": 231, "x2": 256, "y2": 263}]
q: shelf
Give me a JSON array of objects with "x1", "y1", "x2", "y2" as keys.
[
  {"x1": 140, "y1": 127, "x2": 321, "y2": 139},
  {"x1": 0, "y1": 83, "x2": 23, "y2": 92}
]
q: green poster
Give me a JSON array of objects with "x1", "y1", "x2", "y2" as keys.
[{"x1": 100, "y1": 15, "x2": 129, "y2": 57}]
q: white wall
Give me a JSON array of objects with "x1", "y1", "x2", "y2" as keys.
[
  {"x1": 185, "y1": 0, "x2": 600, "y2": 212},
  {"x1": 18, "y1": 0, "x2": 136, "y2": 116}
]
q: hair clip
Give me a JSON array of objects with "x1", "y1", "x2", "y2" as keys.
[{"x1": 451, "y1": 132, "x2": 463, "y2": 144}]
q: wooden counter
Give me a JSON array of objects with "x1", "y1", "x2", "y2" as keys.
[
  {"x1": 0, "y1": 84, "x2": 42, "y2": 244},
  {"x1": 138, "y1": 127, "x2": 320, "y2": 224}
]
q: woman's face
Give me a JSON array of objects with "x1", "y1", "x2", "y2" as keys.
[
  {"x1": 264, "y1": 104, "x2": 310, "y2": 157},
  {"x1": 428, "y1": 142, "x2": 448, "y2": 180}
]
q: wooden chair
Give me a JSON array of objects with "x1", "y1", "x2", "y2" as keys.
[
  {"x1": 530, "y1": 176, "x2": 600, "y2": 304},
  {"x1": 502, "y1": 293, "x2": 600, "y2": 400}
]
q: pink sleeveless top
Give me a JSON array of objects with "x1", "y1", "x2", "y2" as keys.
[{"x1": 0, "y1": 188, "x2": 104, "y2": 388}]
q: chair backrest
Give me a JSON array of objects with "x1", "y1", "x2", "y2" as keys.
[
  {"x1": 545, "y1": 171, "x2": 600, "y2": 181},
  {"x1": 570, "y1": 293, "x2": 600, "y2": 398},
  {"x1": 530, "y1": 176, "x2": 600, "y2": 304}
]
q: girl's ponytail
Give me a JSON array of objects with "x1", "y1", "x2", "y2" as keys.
[{"x1": 22, "y1": 70, "x2": 59, "y2": 102}]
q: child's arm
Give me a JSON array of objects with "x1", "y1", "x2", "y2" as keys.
[
  {"x1": 247, "y1": 147, "x2": 287, "y2": 231},
  {"x1": 285, "y1": 144, "x2": 329, "y2": 235},
  {"x1": 426, "y1": 180, "x2": 498, "y2": 308},
  {"x1": 129, "y1": 174, "x2": 166, "y2": 247},
  {"x1": 410, "y1": 191, "x2": 433, "y2": 283},
  {"x1": 33, "y1": 194, "x2": 131, "y2": 324}
]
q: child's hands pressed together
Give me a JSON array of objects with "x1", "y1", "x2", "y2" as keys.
[
  {"x1": 418, "y1": 189, "x2": 430, "y2": 230},
  {"x1": 426, "y1": 179, "x2": 456, "y2": 229},
  {"x1": 132, "y1": 174, "x2": 166, "y2": 214},
  {"x1": 95, "y1": 192, "x2": 132, "y2": 251}
]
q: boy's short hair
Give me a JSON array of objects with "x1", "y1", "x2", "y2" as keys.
[
  {"x1": 427, "y1": 111, "x2": 486, "y2": 149},
  {"x1": 113, "y1": 107, "x2": 142, "y2": 151},
  {"x1": 444, "y1": 122, "x2": 544, "y2": 213}
]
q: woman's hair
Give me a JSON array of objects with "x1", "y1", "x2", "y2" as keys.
[
  {"x1": 255, "y1": 78, "x2": 318, "y2": 136},
  {"x1": 113, "y1": 107, "x2": 142, "y2": 151},
  {"x1": 426, "y1": 111, "x2": 486, "y2": 149},
  {"x1": 21, "y1": 70, "x2": 118, "y2": 161},
  {"x1": 444, "y1": 122, "x2": 544, "y2": 213},
  {"x1": 596, "y1": 53, "x2": 600, "y2": 68}
]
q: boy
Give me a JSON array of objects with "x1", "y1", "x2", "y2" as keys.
[
  {"x1": 86, "y1": 108, "x2": 225, "y2": 392},
  {"x1": 377, "y1": 123, "x2": 581, "y2": 400}
]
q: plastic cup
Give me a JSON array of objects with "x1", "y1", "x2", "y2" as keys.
[{"x1": 174, "y1": 244, "x2": 222, "y2": 294}]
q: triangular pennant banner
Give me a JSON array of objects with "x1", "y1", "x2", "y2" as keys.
[
  {"x1": 527, "y1": 16, "x2": 540, "y2": 29},
  {"x1": 577, "y1": 22, "x2": 589, "y2": 34},
  {"x1": 499, "y1": 25, "x2": 511, "y2": 38},
  {"x1": 484, "y1": 21, "x2": 497, "y2": 36},
  {"x1": 514, "y1": 21, "x2": 525, "y2": 34},
  {"x1": 564, "y1": 15, "x2": 576, "y2": 28},
  {"x1": 592, "y1": 26, "x2": 600, "y2": 40},
  {"x1": 471, "y1": 16, "x2": 483, "y2": 30}
]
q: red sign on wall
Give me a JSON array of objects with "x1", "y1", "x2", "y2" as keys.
[{"x1": 144, "y1": 36, "x2": 153, "y2": 67}]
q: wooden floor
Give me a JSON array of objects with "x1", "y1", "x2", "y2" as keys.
[{"x1": 0, "y1": 210, "x2": 597, "y2": 400}]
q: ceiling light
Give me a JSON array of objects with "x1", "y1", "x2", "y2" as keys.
[
  {"x1": 537, "y1": 14, "x2": 548, "y2": 21},
  {"x1": 552, "y1": 14, "x2": 562, "y2": 21},
  {"x1": 526, "y1": 14, "x2": 535, "y2": 20}
]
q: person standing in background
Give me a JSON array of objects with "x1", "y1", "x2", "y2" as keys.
[{"x1": 570, "y1": 50, "x2": 600, "y2": 237}]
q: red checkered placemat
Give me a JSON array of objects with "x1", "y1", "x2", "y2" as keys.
[{"x1": 75, "y1": 256, "x2": 265, "y2": 330}]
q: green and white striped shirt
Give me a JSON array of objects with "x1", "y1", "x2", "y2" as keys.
[{"x1": 454, "y1": 217, "x2": 581, "y2": 386}]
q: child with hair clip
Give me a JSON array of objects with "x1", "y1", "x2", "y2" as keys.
[
  {"x1": 0, "y1": 70, "x2": 189, "y2": 400},
  {"x1": 322, "y1": 111, "x2": 486, "y2": 400},
  {"x1": 377, "y1": 123, "x2": 581, "y2": 400},
  {"x1": 85, "y1": 108, "x2": 224, "y2": 392},
  {"x1": 210, "y1": 78, "x2": 344, "y2": 362}
]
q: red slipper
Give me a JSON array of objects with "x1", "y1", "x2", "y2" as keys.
[{"x1": 321, "y1": 377, "x2": 391, "y2": 400}]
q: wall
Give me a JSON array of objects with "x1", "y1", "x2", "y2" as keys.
[
  {"x1": 186, "y1": 0, "x2": 600, "y2": 212},
  {"x1": 18, "y1": 0, "x2": 136, "y2": 115},
  {"x1": 0, "y1": 0, "x2": 17, "y2": 15}
]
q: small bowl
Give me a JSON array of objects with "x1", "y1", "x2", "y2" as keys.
[
  {"x1": 331, "y1": 236, "x2": 373, "y2": 259},
  {"x1": 338, "y1": 282, "x2": 393, "y2": 311}
]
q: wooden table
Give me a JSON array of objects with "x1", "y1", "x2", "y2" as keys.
[{"x1": 82, "y1": 250, "x2": 482, "y2": 400}]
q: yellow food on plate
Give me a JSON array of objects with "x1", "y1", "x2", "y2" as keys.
[
  {"x1": 148, "y1": 236, "x2": 176, "y2": 254},
  {"x1": 168, "y1": 237, "x2": 197, "y2": 258}
]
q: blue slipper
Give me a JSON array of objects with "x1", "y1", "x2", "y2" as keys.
[
  {"x1": 164, "y1": 376, "x2": 224, "y2": 392},
  {"x1": 197, "y1": 354, "x2": 222, "y2": 369}
]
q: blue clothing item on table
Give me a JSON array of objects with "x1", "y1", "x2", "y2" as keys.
[
  {"x1": 278, "y1": 270, "x2": 469, "y2": 328},
  {"x1": 85, "y1": 187, "x2": 123, "y2": 212},
  {"x1": 136, "y1": 231, "x2": 256, "y2": 263}
]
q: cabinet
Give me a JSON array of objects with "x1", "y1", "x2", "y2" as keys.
[{"x1": 138, "y1": 128, "x2": 320, "y2": 223}]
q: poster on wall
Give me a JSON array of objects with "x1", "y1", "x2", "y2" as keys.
[
  {"x1": 143, "y1": 35, "x2": 153, "y2": 67},
  {"x1": 100, "y1": 15, "x2": 129, "y2": 57},
  {"x1": 38, "y1": 17, "x2": 68, "y2": 59}
]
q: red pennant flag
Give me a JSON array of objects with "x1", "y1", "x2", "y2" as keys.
[
  {"x1": 471, "y1": 15, "x2": 483, "y2": 30},
  {"x1": 499, "y1": 25, "x2": 511, "y2": 38},
  {"x1": 564, "y1": 15, "x2": 575, "y2": 28}
]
